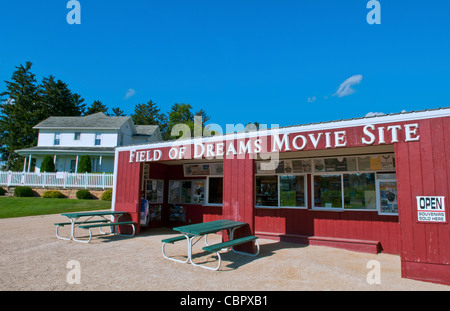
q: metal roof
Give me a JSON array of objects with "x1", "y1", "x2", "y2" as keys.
[
  {"x1": 33, "y1": 112, "x2": 130, "y2": 130},
  {"x1": 16, "y1": 146, "x2": 115, "y2": 155}
]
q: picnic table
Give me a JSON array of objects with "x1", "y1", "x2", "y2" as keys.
[
  {"x1": 162, "y1": 219, "x2": 259, "y2": 270},
  {"x1": 55, "y1": 211, "x2": 136, "y2": 243}
]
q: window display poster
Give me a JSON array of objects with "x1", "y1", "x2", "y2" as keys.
[
  {"x1": 185, "y1": 164, "x2": 210, "y2": 176},
  {"x1": 370, "y1": 156, "x2": 382, "y2": 170},
  {"x1": 150, "y1": 205, "x2": 161, "y2": 221},
  {"x1": 303, "y1": 160, "x2": 312, "y2": 173},
  {"x1": 325, "y1": 158, "x2": 348, "y2": 172},
  {"x1": 380, "y1": 155, "x2": 395, "y2": 170},
  {"x1": 146, "y1": 179, "x2": 163, "y2": 203},
  {"x1": 283, "y1": 160, "x2": 294, "y2": 173},
  {"x1": 169, "y1": 181, "x2": 181, "y2": 203},
  {"x1": 210, "y1": 163, "x2": 223, "y2": 175},
  {"x1": 358, "y1": 156, "x2": 371, "y2": 171},
  {"x1": 170, "y1": 205, "x2": 185, "y2": 222},
  {"x1": 346, "y1": 157, "x2": 358, "y2": 171},
  {"x1": 181, "y1": 181, "x2": 192, "y2": 203},
  {"x1": 314, "y1": 159, "x2": 325, "y2": 172},
  {"x1": 192, "y1": 180, "x2": 205, "y2": 204},
  {"x1": 256, "y1": 161, "x2": 275, "y2": 174},
  {"x1": 292, "y1": 160, "x2": 303, "y2": 173},
  {"x1": 379, "y1": 182, "x2": 398, "y2": 214}
]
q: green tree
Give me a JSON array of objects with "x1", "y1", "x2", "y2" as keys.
[
  {"x1": 168, "y1": 103, "x2": 194, "y2": 140},
  {"x1": 112, "y1": 107, "x2": 126, "y2": 116},
  {"x1": 39, "y1": 75, "x2": 85, "y2": 118},
  {"x1": 131, "y1": 100, "x2": 162, "y2": 125},
  {"x1": 0, "y1": 62, "x2": 86, "y2": 171},
  {"x1": 85, "y1": 100, "x2": 108, "y2": 115},
  {"x1": 40, "y1": 155, "x2": 55, "y2": 172},
  {"x1": 77, "y1": 155, "x2": 91, "y2": 173},
  {"x1": 0, "y1": 62, "x2": 40, "y2": 171},
  {"x1": 132, "y1": 100, "x2": 169, "y2": 139}
]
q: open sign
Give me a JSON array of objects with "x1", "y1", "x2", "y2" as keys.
[{"x1": 416, "y1": 196, "x2": 446, "y2": 223}]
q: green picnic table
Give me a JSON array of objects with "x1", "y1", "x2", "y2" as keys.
[
  {"x1": 162, "y1": 219, "x2": 259, "y2": 270},
  {"x1": 55, "y1": 210, "x2": 136, "y2": 243}
]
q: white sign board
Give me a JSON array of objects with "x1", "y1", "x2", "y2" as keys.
[{"x1": 416, "y1": 196, "x2": 446, "y2": 223}]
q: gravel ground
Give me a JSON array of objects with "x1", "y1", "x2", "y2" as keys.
[{"x1": 1, "y1": 213, "x2": 449, "y2": 291}]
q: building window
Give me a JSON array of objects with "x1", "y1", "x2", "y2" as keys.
[
  {"x1": 280, "y1": 175, "x2": 306, "y2": 207},
  {"x1": 54, "y1": 133, "x2": 61, "y2": 145},
  {"x1": 207, "y1": 177, "x2": 223, "y2": 204},
  {"x1": 313, "y1": 174, "x2": 343, "y2": 209},
  {"x1": 344, "y1": 173, "x2": 376, "y2": 210},
  {"x1": 95, "y1": 133, "x2": 101, "y2": 146},
  {"x1": 256, "y1": 175, "x2": 278, "y2": 207},
  {"x1": 74, "y1": 132, "x2": 81, "y2": 140},
  {"x1": 313, "y1": 173, "x2": 378, "y2": 210}
]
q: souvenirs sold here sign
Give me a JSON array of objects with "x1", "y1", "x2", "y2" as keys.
[{"x1": 416, "y1": 196, "x2": 446, "y2": 223}]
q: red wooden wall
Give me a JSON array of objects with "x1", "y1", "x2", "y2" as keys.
[
  {"x1": 222, "y1": 154, "x2": 255, "y2": 252},
  {"x1": 114, "y1": 150, "x2": 142, "y2": 234},
  {"x1": 396, "y1": 117, "x2": 450, "y2": 285},
  {"x1": 255, "y1": 209, "x2": 400, "y2": 254}
]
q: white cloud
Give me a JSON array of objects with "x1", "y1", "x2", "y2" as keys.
[
  {"x1": 307, "y1": 96, "x2": 316, "y2": 103},
  {"x1": 365, "y1": 112, "x2": 386, "y2": 117},
  {"x1": 124, "y1": 88, "x2": 136, "y2": 100},
  {"x1": 333, "y1": 74, "x2": 363, "y2": 98}
]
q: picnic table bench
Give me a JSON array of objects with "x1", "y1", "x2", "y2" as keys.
[
  {"x1": 55, "y1": 211, "x2": 136, "y2": 243},
  {"x1": 162, "y1": 219, "x2": 259, "y2": 270}
]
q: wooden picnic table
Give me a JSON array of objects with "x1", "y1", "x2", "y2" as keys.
[
  {"x1": 55, "y1": 210, "x2": 135, "y2": 243},
  {"x1": 162, "y1": 219, "x2": 259, "y2": 270}
]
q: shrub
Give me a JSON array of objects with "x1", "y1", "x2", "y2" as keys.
[
  {"x1": 76, "y1": 189, "x2": 92, "y2": 200},
  {"x1": 0, "y1": 187, "x2": 6, "y2": 196},
  {"x1": 14, "y1": 186, "x2": 33, "y2": 197},
  {"x1": 101, "y1": 189, "x2": 113, "y2": 201},
  {"x1": 77, "y1": 155, "x2": 91, "y2": 173},
  {"x1": 42, "y1": 190, "x2": 66, "y2": 199},
  {"x1": 41, "y1": 155, "x2": 55, "y2": 172}
]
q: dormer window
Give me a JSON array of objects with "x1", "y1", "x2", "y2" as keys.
[
  {"x1": 54, "y1": 133, "x2": 61, "y2": 145},
  {"x1": 74, "y1": 132, "x2": 81, "y2": 140},
  {"x1": 95, "y1": 133, "x2": 101, "y2": 146}
]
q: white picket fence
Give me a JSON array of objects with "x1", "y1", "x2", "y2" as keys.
[{"x1": 0, "y1": 171, "x2": 114, "y2": 189}]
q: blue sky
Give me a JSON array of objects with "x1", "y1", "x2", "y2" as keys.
[{"x1": 1, "y1": 0, "x2": 449, "y2": 129}]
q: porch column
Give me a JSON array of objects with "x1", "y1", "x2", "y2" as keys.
[
  {"x1": 27, "y1": 154, "x2": 32, "y2": 172},
  {"x1": 74, "y1": 155, "x2": 79, "y2": 173},
  {"x1": 23, "y1": 157, "x2": 27, "y2": 172}
]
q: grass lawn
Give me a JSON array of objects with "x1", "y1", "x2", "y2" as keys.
[{"x1": 0, "y1": 197, "x2": 111, "y2": 218}]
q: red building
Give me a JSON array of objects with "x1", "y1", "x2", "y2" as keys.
[{"x1": 113, "y1": 107, "x2": 450, "y2": 285}]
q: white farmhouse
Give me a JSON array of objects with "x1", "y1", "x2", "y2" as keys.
[{"x1": 15, "y1": 112, "x2": 161, "y2": 173}]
